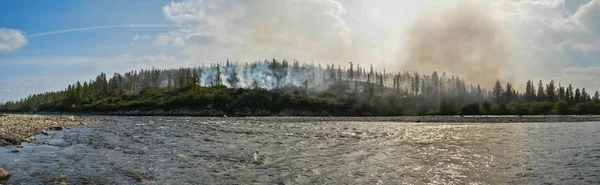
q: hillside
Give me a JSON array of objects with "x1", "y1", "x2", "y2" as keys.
[{"x1": 2, "y1": 59, "x2": 600, "y2": 116}]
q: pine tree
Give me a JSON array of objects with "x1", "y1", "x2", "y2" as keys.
[
  {"x1": 477, "y1": 85, "x2": 483, "y2": 102},
  {"x1": 575, "y1": 88, "x2": 581, "y2": 103},
  {"x1": 215, "y1": 64, "x2": 223, "y2": 86},
  {"x1": 303, "y1": 79, "x2": 309, "y2": 94},
  {"x1": 413, "y1": 72, "x2": 420, "y2": 96},
  {"x1": 537, "y1": 80, "x2": 545, "y2": 101},
  {"x1": 167, "y1": 73, "x2": 172, "y2": 90},
  {"x1": 504, "y1": 82, "x2": 514, "y2": 103},
  {"x1": 581, "y1": 88, "x2": 588, "y2": 102},
  {"x1": 546, "y1": 80, "x2": 556, "y2": 102},
  {"x1": 379, "y1": 75, "x2": 384, "y2": 95},
  {"x1": 493, "y1": 80, "x2": 503, "y2": 104},
  {"x1": 348, "y1": 62, "x2": 354, "y2": 81},
  {"x1": 525, "y1": 80, "x2": 536, "y2": 102},
  {"x1": 432, "y1": 71, "x2": 439, "y2": 99},
  {"x1": 75, "y1": 81, "x2": 82, "y2": 100},
  {"x1": 567, "y1": 84, "x2": 574, "y2": 103},
  {"x1": 227, "y1": 64, "x2": 239, "y2": 88},
  {"x1": 558, "y1": 84, "x2": 565, "y2": 100}
]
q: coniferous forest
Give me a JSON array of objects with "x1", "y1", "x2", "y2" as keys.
[{"x1": 1, "y1": 59, "x2": 600, "y2": 116}]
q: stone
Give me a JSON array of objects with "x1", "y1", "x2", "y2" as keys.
[
  {"x1": 67, "y1": 115, "x2": 76, "y2": 121},
  {"x1": 11, "y1": 149, "x2": 19, "y2": 153},
  {"x1": 42, "y1": 131, "x2": 51, "y2": 135},
  {"x1": 24, "y1": 136, "x2": 35, "y2": 142},
  {"x1": 134, "y1": 176, "x2": 145, "y2": 182},
  {"x1": 0, "y1": 135, "x2": 21, "y2": 145},
  {"x1": 0, "y1": 139, "x2": 10, "y2": 146},
  {"x1": 252, "y1": 151, "x2": 267, "y2": 164},
  {"x1": 0, "y1": 168, "x2": 11, "y2": 181},
  {"x1": 16, "y1": 145, "x2": 23, "y2": 148},
  {"x1": 49, "y1": 126, "x2": 64, "y2": 130}
]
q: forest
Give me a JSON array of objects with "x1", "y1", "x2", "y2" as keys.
[{"x1": 1, "y1": 59, "x2": 600, "y2": 116}]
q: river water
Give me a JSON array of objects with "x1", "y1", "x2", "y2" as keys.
[{"x1": 1, "y1": 117, "x2": 600, "y2": 184}]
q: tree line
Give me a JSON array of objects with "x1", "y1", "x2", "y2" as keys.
[{"x1": 0, "y1": 59, "x2": 598, "y2": 115}]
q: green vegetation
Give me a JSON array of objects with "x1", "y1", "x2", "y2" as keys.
[
  {"x1": 1, "y1": 59, "x2": 599, "y2": 116},
  {"x1": 0, "y1": 86, "x2": 408, "y2": 116}
]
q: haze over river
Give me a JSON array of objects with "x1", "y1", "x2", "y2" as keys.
[{"x1": 1, "y1": 117, "x2": 600, "y2": 184}]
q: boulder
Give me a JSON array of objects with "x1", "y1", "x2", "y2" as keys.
[
  {"x1": 41, "y1": 131, "x2": 51, "y2": 135},
  {"x1": 24, "y1": 136, "x2": 35, "y2": 142},
  {"x1": 0, "y1": 168, "x2": 11, "y2": 181},
  {"x1": 0, "y1": 135, "x2": 21, "y2": 145},
  {"x1": 16, "y1": 145, "x2": 23, "y2": 148},
  {"x1": 67, "y1": 115, "x2": 76, "y2": 121},
  {"x1": 11, "y1": 149, "x2": 19, "y2": 153},
  {"x1": 0, "y1": 139, "x2": 10, "y2": 146}
]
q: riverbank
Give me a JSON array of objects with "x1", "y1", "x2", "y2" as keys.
[
  {"x1": 227, "y1": 115, "x2": 600, "y2": 123},
  {"x1": 0, "y1": 114, "x2": 104, "y2": 146},
  {"x1": 10, "y1": 112, "x2": 600, "y2": 123}
]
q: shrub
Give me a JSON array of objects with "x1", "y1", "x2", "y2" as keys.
[
  {"x1": 553, "y1": 100, "x2": 569, "y2": 115},
  {"x1": 439, "y1": 97, "x2": 457, "y2": 115},
  {"x1": 481, "y1": 101, "x2": 492, "y2": 114},
  {"x1": 459, "y1": 103, "x2": 480, "y2": 115}
]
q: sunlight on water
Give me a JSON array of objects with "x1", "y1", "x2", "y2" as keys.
[{"x1": 1, "y1": 117, "x2": 600, "y2": 184}]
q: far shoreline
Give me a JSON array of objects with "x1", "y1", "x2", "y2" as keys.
[{"x1": 3, "y1": 112, "x2": 600, "y2": 123}]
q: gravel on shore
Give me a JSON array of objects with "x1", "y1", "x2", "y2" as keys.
[{"x1": 0, "y1": 114, "x2": 104, "y2": 146}]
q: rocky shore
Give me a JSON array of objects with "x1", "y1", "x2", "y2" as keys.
[{"x1": 0, "y1": 114, "x2": 104, "y2": 146}]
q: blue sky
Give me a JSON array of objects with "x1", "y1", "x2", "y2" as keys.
[
  {"x1": 1, "y1": 0, "x2": 600, "y2": 102},
  {"x1": 0, "y1": 0, "x2": 177, "y2": 102},
  {"x1": 1, "y1": 0, "x2": 172, "y2": 57}
]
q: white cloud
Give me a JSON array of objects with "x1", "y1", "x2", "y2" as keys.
[
  {"x1": 155, "y1": 0, "x2": 599, "y2": 68},
  {"x1": 562, "y1": 66, "x2": 600, "y2": 77},
  {"x1": 153, "y1": 31, "x2": 189, "y2": 47},
  {"x1": 0, "y1": 28, "x2": 27, "y2": 53},
  {"x1": 494, "y1": 0, "x2": 600, "y2": 90},
  {"x1": 153, "y1": 34, "x2": 172, "y2": 46},
  {"x1": 132, "y1": 34, "x2": 150, "y2": 41},
  {"x1": 558, "y1": 65, "x2": 600, "y2": 92},
  {"x1": 573, "y1": 0, "x2": 600, "y2": 34},
  {"x1": 159, "y1": 0, "x2": 354, "y2": 63},
  {"x1": 119, "y1": 54, "x2": 177, "y2": 65},
  {"x1": 478, "y1": 0, "x2": 600, "y2": 86},
  {"x1": 496, "y1": 0, "x2": 600, "y2": 51},
  {"x1": 172, "y1": 37, "x2": 185, "y2": 48},
  {"x1": 131, "y1": 34, "x2": 151, "y2": 46}
]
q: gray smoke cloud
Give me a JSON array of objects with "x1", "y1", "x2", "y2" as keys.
[{"x1": 401, "y1": 0, "x2": 513, "y2": 88}]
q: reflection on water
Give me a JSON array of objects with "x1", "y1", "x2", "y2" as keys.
[{"x1": 1, "y1": 117, "x2": 600, "y2": 184}]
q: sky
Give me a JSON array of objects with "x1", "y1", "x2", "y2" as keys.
[{"x1": 0, "y1": 0, "x2": 599, "y2": 102}]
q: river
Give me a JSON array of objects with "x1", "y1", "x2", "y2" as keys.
[{"x1": 1, "y1": 117, "x2": 600, "y2": 184}]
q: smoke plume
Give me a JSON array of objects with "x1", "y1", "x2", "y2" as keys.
[{"x1": 401, "y1": 0, "x2": 513, "y2": 88}]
